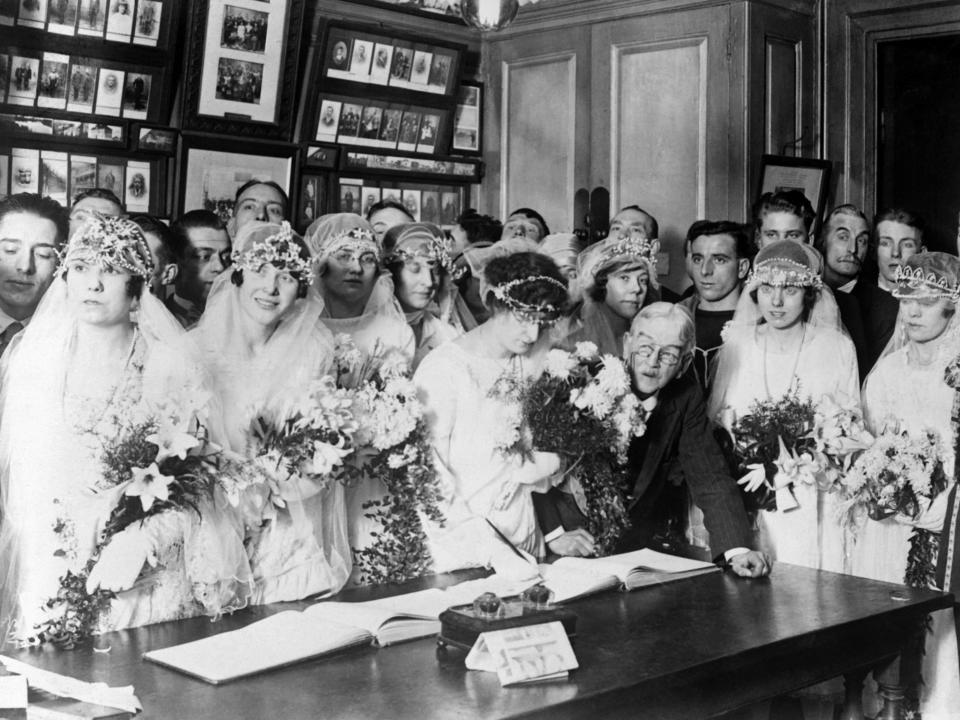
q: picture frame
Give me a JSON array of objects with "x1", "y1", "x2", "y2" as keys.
[
  {"x1": 181, "y1": 0, "x2": 304, "y2": 140},
  {"x1": 134, "y1": 123, "x2": 177, "y2": 154},
  {"x1": 178, "y1": 133, "x2": 296, "y2": 221},
  {"x1": 342, "y1": 0, "x2": 466, "y2": 24},
  {"x1": 0, "y1": 112, "x2": 126, "y2": 147},
  {"x1": 304, "y1": 144, "x2": 340, "y2": 169},
  {"x1": 451, "y1": 82, "x2": 481, "y2": 156},
  {"x1": 756, "y1": 154, "x2": 833, "y2": 237},
  {"x1": 340, "y1": 149, "x2": 482, "y2": 182},
  {"x1": 337, "y1": 176, "x2": 465, "y2": 225},
  {"x1": 296, "y1": 173, "x2": 329, "y2": 233}
]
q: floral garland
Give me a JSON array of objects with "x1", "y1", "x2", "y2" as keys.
[
  {"x1": 36, "y1": 393, "x2": 234, "y2": 648},
  {"x1": 522, "y1": 342, "x2": 647, "y2": 554}
]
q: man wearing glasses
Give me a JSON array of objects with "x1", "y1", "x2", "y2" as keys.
[{"x1": 535, "y1": 302, "x2": 770, "y2": 578}]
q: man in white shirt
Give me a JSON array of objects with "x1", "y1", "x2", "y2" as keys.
[{"x1": 0, "y1": 193, "x2": 68, "y2": 354}]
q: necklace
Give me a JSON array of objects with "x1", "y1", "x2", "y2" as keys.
[{"x1": 762, "y1": 323, "x2": 806, "y2": 399}]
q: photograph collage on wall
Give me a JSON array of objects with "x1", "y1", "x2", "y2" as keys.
[
  {"x1": 0, "y1": 112, "x2": 124, "y2": 142},
  {"x1": 324, "y1": 27, "x2": 458, "y2": 96},
  {"x1": 342, "y1": 150, "x2": 477, "y2": 179},
  {"x1": 339, "y1": 176, "x2": 462, "y2": 225},
  {"x1": 1, "y1": 147, "x2": 151, "y2": 212},
  {"x1": 315, "y1": 93, "x2": 445, "y2": 155},
  {"x1": 0, "y1": 51, "x2": 154, "y2": 120},
  {"x1": 296, "y1": 173, "x2": 326, "y2": 231},
  {"x1": 451, "y1": 83, "x2": 479, "y2": 153},
  {"x1": 2, "y1": 0, "x2": 164, "y2": 45}
]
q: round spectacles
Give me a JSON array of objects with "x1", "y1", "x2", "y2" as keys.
[{"x1": 629, "y1": 344, "x2": 682, "y2": 367}]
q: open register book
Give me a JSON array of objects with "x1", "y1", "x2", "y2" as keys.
[
  {"x1": 540, "y1": 547, "x2": 719, "y2": 603},
  {"x1": 143, "y1": 588, "x2": 453, "y2": 684}
]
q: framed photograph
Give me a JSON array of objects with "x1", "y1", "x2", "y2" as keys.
[
  {"x1": 336, "y1": 177, "x2": 466, "y2": 225},
  {"x1": 304, "y1": 144, "x2": 339, "y2": 169},
  {"x1": 47, "y1": 0, "x2": 80, "y2": 35},
  {"x1": 77, "y1": 0, "x2": 107, "y2": 36},
  {"x1": 756, "y1": 154, "x2": 833, "y2": 237},
  {"x1": 182, "y1": 0, "x2": 304, "y2": 139},
  {"x1": 296, "y1": 173, "x2": 327, "y2": 232},
  {"x1": 135, "y1": 124, "x2": 178, "y2": 154},
  {"x1": 451, "y1": 82, "x2": 482, "y2": 156},
  {"x1": 178, "y1": 134, "x2": 295, "y2": 220},
  {"x1": 340, "y1": 149, "x2": 482, "y2": 182},
  {"x1": 342, "y1": 0, "x2": 465, "y2": 25}
]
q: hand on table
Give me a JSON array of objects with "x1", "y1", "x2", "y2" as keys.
[
  {"x1": 728, "y1": 550, "x2": 771, "y2": 578},
  {"x1": 547, "y1": 529, "x2": 596, "y2": 557}
]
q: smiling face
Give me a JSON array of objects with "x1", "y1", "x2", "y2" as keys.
[
  {"x1": 322, "y1": 247, "x2": 378, "y2": 312},
  {"x1": 900, "y1": 296, "x2": 953, "y2": 345},
  {"x1": 237, "y1": 263, "x2": 299, "y2": 327},
  {"x1": 0, "y1": 211, "x2": 60, "y2": 321},
  {"x1": 756, "y1": 283, "x2": 806, "y2": 330},
  {"x1": 64, "y1": 258, "x2": 134, "y2": 328},
  {"x1": 177, "y1": 226, "x2": 231, "y2": 304},
  {"x1": 603, "y1": 262, "x2": 648, "y2": 320},
  {"x1": 395, "y1": 257, "x2": 439, "y2": 312},
  {"x1": 876, "y1": 220, "x2": 922, "y2": 284}
]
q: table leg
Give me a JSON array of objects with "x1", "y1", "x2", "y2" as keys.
[{"x1": 839, "y1": 669, "x2": 865, "y2": 720}]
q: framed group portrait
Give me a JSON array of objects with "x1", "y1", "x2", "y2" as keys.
[
  {"x1": 757, "y1": 154, "x2": 832, "y2": 237},
  {"x1": 180, "y1": 0, "x2": 304, "y2": 139}
]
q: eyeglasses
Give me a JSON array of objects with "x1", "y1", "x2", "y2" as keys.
[{"x1": 629, "y1": 343, "x2": 683, "y2": 367}]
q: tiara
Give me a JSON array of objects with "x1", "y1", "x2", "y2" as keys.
[
  {"x1": 321, "y1": 227, "x2": 379, "y2": 260},
  {"x1": 491, "y1": 275, "x2": 566, "y2": 323},
  {"x1": 748, "y1": 258, "x2": 822, "y2": 289},
  {"x1": 63, "y1": 215, "x2": 154, "y2": 280},
  {"x1": 384, "y1": 235, "x2": 453, "y2": 272},
  {"x1": 893, "y1": 264, "x2": 960, "y2": 302},
  {"x1": 592, "y1": 236, "x2": 657, "y2": 277},
  {"x1": 231, "y1": 221, "x2": 315, "y2": 280}
]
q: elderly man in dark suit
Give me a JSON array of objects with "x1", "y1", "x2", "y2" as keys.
[{"x1": 534, "y1": 302, "x2": 770, "y2": 578}]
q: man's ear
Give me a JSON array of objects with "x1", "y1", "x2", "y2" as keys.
[
  {"x1": 160, "y1": 263, "x2": 178, "y2": 286},
  {"x1": 737, "y1": 258, "x2": 750, "y2": 281}
]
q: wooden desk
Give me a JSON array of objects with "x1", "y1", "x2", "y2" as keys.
[{"x1": 3, "y1": 565, "x2": 952, "y2": 720}]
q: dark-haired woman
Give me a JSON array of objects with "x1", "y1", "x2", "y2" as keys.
[
  {"x1": 192, "y1": 221, "x2": 350, "y2": 604},
  {"x1": 0, "y1": 216, "x2": 250, "y2": 644},
  {"x1": 563, "y1": 229, "x2": 660, "y2": 356},
  {"x1": 382, "y1": 222, "x2": 464, "y2": 369},
  {"x1": 414, "y1": 251, "x2": 568, "y2": 574},
  {"x1": 708, "y1": 240, "x2": 859, "y2": 572}
]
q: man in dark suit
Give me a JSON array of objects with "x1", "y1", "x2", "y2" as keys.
[{"x1": 535, "y1": 302, "x2": 770, "y2": 578}]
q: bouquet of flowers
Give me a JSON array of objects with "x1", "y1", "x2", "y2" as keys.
[
  {"x1": 808, "y1": 394, "x2": 874, "y2": 487},
  {"x1": 348, "y1": 361, "x2": 444, "y2": 585},
  {"x1": 838, "y1": 424, "x2": 949, "y2": 589},
  {"x1": 247, "y1": 376, "x2": 359, "y2": 517},
  {"x1": 521, "y1": 342, "x2": 648, "y2": 554},
  {"x1": 40, "y1": 392, "x2": 236, "y2": 648}
]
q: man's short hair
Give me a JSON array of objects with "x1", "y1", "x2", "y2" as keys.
[
  {"x1": 233, "y1": 179, "x2": 289, "y2": 215},
  {"x1": 366, "y1": 198, "x2": 414, "y2": 223},
  {"x1": 72, "y1": 187, "x2": 125, "y2": 212},
  {"x1": 135, "y1": 213, "x2": 184, "y2": 266},
  {"x1": 456, "y1": 209, "x2": 502, "y2": 245},
  {"x1": 815, "y1": 204, "x2": 869, "y2": 253},
  {"x1": 169, "y1": 210, "x2": 226, "y2": 263},
  {"x1": 0, "y1": 193, "x2": 69, "y2": 246},
  {"x1": 508, "y1": 207, "x2": 550, "y2": 237},
  {"x1": 752, "y1": 190, "x2": 815, "y2": 232},
  {"x1": 628, "y1": 301, "x2": 696, "y2": 356},
  {"x1": 617, "y1": 205, "x2": 660, "y2": 239},
  {"x1": 683, "y1": 219, "x2": 753, "y2": 261},
  {"x1": 874, "y1": 207, "x2": 925, "y2": 242}
]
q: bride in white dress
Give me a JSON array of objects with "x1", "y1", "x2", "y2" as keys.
[
  {"x1": 709, "y1": 240, "x2": 859, "y2": 573},
  {"x1": 853, "y1": 252, "x2": 960, "y2": 718},
  {"x1": 0, "y1": 215, "x2": 250, "y2": 646}
]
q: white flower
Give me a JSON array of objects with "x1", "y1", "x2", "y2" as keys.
[
  {"x1": 124, "y1": 463, "x2": 173, "y2": 512},
  {"x1": 594, "y1": 355, "x2": 630, "y2": 397},
  {"x1": 544, "y1": 349, "x2": 579, "y2": 380},
  {"x1": 147, "y1": 419, "x2": 200, "y2": 461},
  {"x1": 573, "y1": 341, "x2": 598, "y2": 361},
  {"x1": 307, "y1": 438, "x2": 352, "y2": 476}
]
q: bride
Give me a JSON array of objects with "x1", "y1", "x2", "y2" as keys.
[
  {"x1": 0, "y1": 215, "x2": 250, "y2": 645},
  {"x1": 708, "y1": 239, "x2": 859, "y2": 573},
  {"x1": 853, "y1": 252, "x2": 960, "y2": 718}
]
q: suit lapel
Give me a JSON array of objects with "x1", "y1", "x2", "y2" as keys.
[{"x1": 629, "y1": 395, "x2": 681, "y2": 508}]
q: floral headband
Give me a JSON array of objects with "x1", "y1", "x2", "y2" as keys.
[
  {"x1": 319, "y1": 227, "x2": 380, "y2": 262},
  {"x1": 894, "y1": 264, "x2": 960, "y2": 303},
  {"x1": 748, "y1": 258, "x2": 822, "y2": 289},
  {"x1": 491, "y1": 275, "x2": 567, "y2": 323},
  {"x1": 384, "y1": 235, "x2": 453, "y2": 273},
  {"x1": 591, "y1": 236, "x2": 657, "y2": 277},
  {"x1": 231, "y1": 221, "x2": 314, "y2": 281},
  {"x1": 63, "y1": 214, "x2": 154, "y2": 280}
]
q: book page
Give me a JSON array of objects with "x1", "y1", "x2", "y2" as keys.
[{"x1": 538, "y1": 562, "x2": 619, "y2": 603}]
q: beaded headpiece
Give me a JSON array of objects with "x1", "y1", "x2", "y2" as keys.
[
  {"x1": 231, "y1": 221, "x2": 315, "y2": 281},
  {"x1": 894, "y1": 258, "x2": 960, "y2": 303},
  {"x1": 62, "y1": 214, "x2": 154, "y2": 280},
  {"x1": 384, "y1": 226, "x2": 453, "y2": 273},
  {"x1": 748, "y1": 258, "x2": 822, "y2": 290},
  {"x1": 491, "y1": 275, "x2": 567, "y2": 324},
  {"x1": 319, "y1": 227, "x2": 380, "y2": 263},
  {"x1": 590, "y1": 236, "x2": 657, "y2": 278}
]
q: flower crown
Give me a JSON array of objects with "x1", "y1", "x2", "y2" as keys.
[
  {"x1": 491, "y1": 275, "x2": 567, "y2": 322},
  {"x1": 384, "y1": 235, "x2": 453, "y2": 273},
  {"x1": 63, "y1": 214, "x2": 154, "y2": 280},
  {"x1": 231, "y1": 221, "x2": 314, "y2": 280},
  {"x1": 321, "y1": 227, "x2": 380, "y2": 261},
  {"x1": 894, "y1": 264, "x2": 960, "y2": 302},
  {"x1": 748, "y1": 258, "x2": 822, "y2": 289},
  {"x1": 592, "y1": 236, "x2": 657, "y2": 277}
]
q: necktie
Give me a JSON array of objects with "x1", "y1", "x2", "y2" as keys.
[{"x1": 0, "y1": 321, "x2": 23, "y2": 357}]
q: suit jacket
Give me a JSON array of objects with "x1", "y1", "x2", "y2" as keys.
[
  {"x1": 164, "y1": 294, "x2": 202, "y2": 329},
  {"x1": 851, "y1": 281, "x2": 899, "y2": 374},
  {"x1": 833, "y1": 289, "x2": 870, "y2": 381},
  {"x1": 533, "y1": 372, "x2": 752, "y2": 561}
]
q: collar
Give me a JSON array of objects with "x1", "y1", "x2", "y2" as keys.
[
  {"x1": 0, "y1": 307, "x2": 29, "y2": 332},
  {"x1": 837, "y1": 278, "x2": 858, "y2": 294},
  {"x1": 877, "y1": 275, "x2": 896, "y2": 293},
  {"x1": 641, "y1": 395, "x2": 659, "y2": 413}
]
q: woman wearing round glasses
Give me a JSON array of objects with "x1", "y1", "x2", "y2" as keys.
[
  {"x1": 414, "y1": 251, "x2": 568, "y2": 574},
  {"x1": 708, "y1": 240, "x2": 859, "y2": 573}
]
